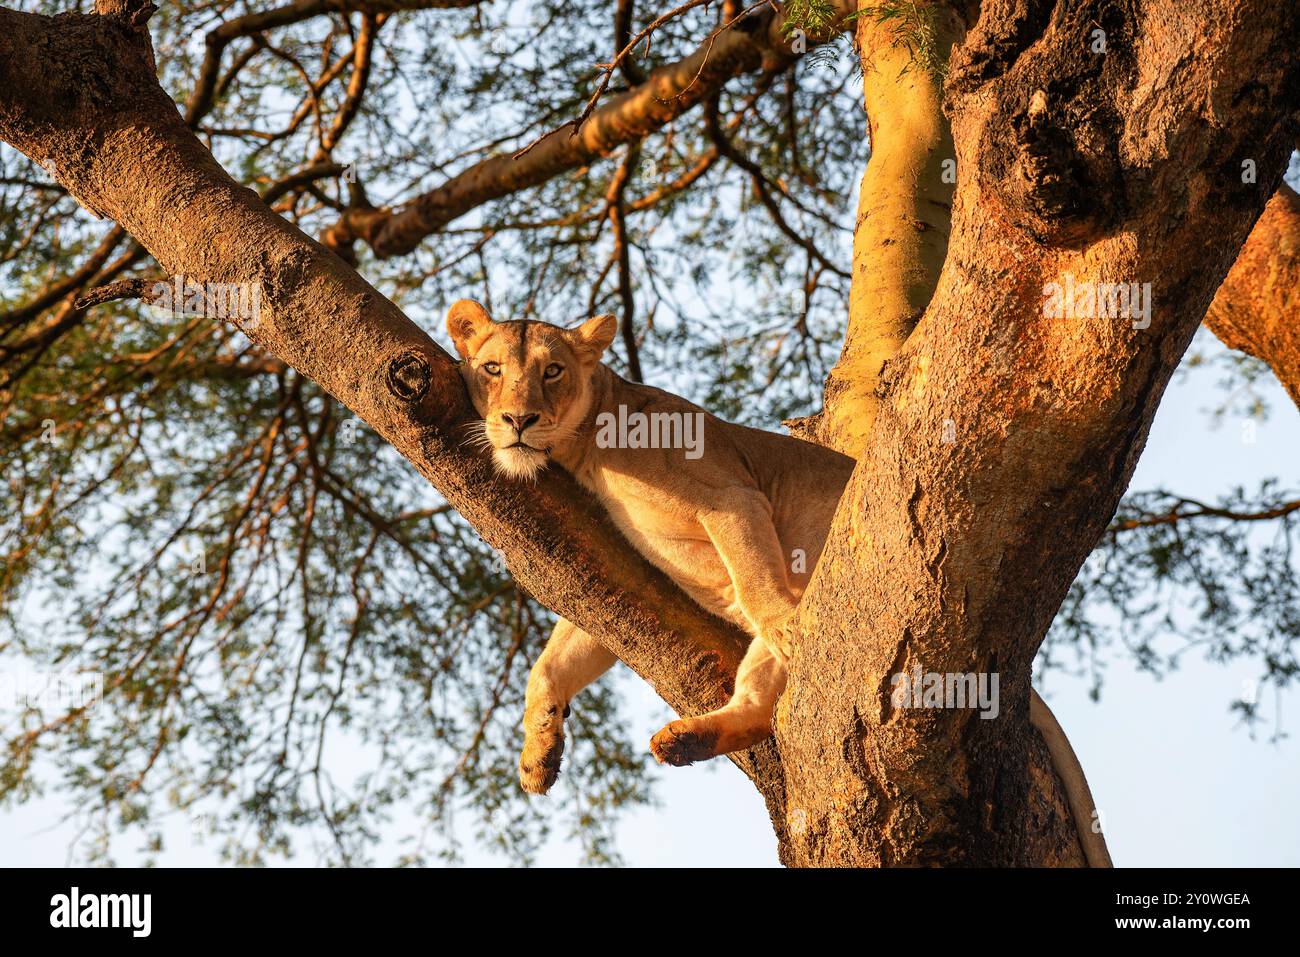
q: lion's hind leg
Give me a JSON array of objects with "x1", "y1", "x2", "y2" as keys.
[{"x1": 650, "y1": 636, "x2": 785, "y2": 765}]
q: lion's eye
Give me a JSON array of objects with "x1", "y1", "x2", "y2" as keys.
[
  {"x1": 481, "y1": 362, "x2": 501, "y2": 376},
  {"x1": 543, "y1": 363, "x2": 563, "y2": 380}
]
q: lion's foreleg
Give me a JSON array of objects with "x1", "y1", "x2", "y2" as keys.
[
  {"x1": 519, "y1": 618, "x2": 617, "y2": 794},
  {"x1": 698, "y1": 494, "x2": 801, "y2": 661}
]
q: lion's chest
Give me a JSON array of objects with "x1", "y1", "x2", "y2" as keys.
[{"x1": 579, "y1": 471, "x2": 746, "y2": 628}]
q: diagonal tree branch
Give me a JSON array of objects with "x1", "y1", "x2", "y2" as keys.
[
  {"x1": 0, "y1": 0, "x2": 792, "y2": 842},
  {"x1": 1205, "y1": 180, "x2": 1300, "y2": 411}
]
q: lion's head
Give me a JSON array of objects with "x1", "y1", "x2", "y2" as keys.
[{"x1": 447, "y1": 299, "x2": 617, "y2": 480}]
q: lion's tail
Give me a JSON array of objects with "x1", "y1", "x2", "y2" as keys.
[{"x1": 1029, "y1": 689, "x2": 1113, "y2": 868}]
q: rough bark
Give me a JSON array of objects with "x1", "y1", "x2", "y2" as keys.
[
  {"x1": 777, "y1": 0, "x2": 1298, "y2": 866},
  {"x1": 1205, "y1": 181, "x2": 1300, "y2": 410},
  {"x1": 783, "y1": 0, "x2": 1091, "y2": 865}
]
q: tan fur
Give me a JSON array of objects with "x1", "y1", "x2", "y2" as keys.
[{"x1": 448, "y1": 300, "x2": 1111, "y2": 866}]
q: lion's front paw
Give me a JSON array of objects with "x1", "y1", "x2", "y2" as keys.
[
  {"x1": 519, "y1": 700, "x2": 566, "y2": 794},
  {"x1": 519, "y1": 745, "x2": 563, "y2": 794},
  {"x1": 649, "y1": 719, "x2": 721, "y2": 767}
]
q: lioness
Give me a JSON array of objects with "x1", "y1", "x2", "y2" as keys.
[{"x1": 448, "y1": 299, "x2": 1111, "y2": 866}]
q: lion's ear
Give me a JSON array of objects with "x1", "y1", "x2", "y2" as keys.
[
  {"x1": 446, "y1": 300, "x2": 494, "y2": 359},
  {"x1": 569, "y1": 313, "x2": 618, "y2": 360}
]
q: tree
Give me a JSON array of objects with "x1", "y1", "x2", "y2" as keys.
[{"x1": 0, "y1": 0, "x2": 1296, "y2": 865}]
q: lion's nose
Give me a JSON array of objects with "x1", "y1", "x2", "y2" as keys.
[{"x1": 501, "y1": 412, "x2": 540, "y2": 432}]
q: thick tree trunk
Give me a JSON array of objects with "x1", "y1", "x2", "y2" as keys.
[{"x1": 777, "y1": 0, "x2": 1298, "y2": 865}]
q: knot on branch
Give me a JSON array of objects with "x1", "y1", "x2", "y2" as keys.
[
  {"x1": 384, "y1": 351, "x2": 431, "y2": 403},
  {"x1": 988, "y1": 85, "x2": 1125, "y2": 246},
  {"x1": 257, "y1": 247, "x2": 311, "y2": 304},
  {"x1": 1009, "y1": 90, "x2": 1089, "y2": 216},
  {"x1": 954, "y1": 0, "x2": 1136, "y2": 246}
]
